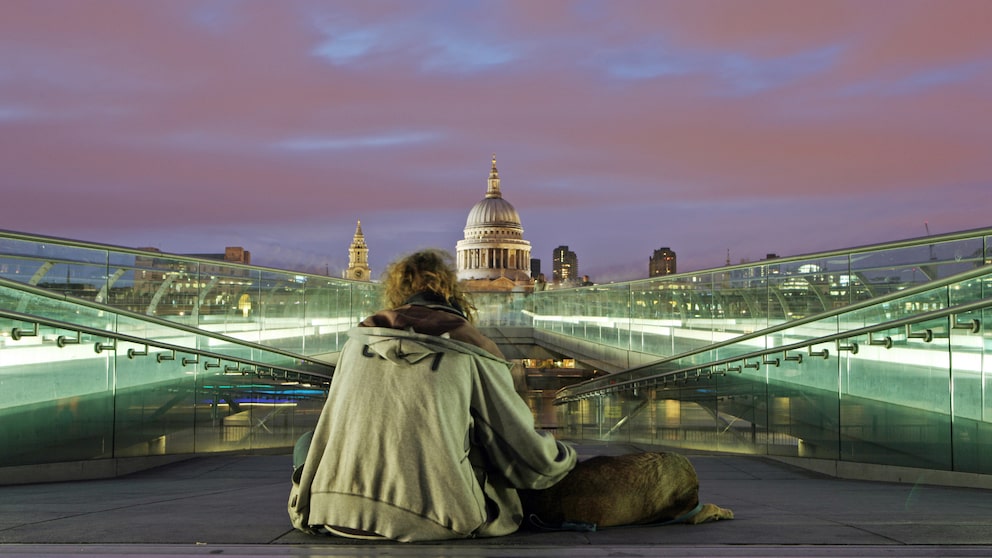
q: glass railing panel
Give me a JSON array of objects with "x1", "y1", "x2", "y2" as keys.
[
  {"x1": 759, "y1": 323, "x2": 841, "y2": 460},
  {"x1": 774, "y1": 254, "x2": 857, "y2": 313},
  {"x1": 646, "y1": 395, "x2": 695, "y2": 448},
  {"x1": 574, "y1": 395, "x2": 603, "y2": 441},
  {"x1": 719, "y1": 263, "x2": 770, "y2": 324},
  {"x1": 624, "y1": 380, "x2": 742, "y2": 453},
  {"x1": 929, "y1": 237, "x2": 988, "y2": 277},
  {"x1": 99, "y1": 251, "x2": 142, "y2": 309},
  {"x1": 0, "y1": 286, "x2": 117, "y2": 332},
  {"x1": 556, "y1": 287, "x2": 590, "y2": 343},
  {"x1": 848, "y1": 238, "x2": 984, "y2": 300},
  {"x1": 630, "y1": 283, "x2": 674, "y2": 319},
  {"x1": 948, "y1": 304, "x2": 989, "y2": 474},
  {"x1": 707, "y1": 266, "x2": 769, "y2": 324},
  {"x1": 252, "y1": 270, "x2": 306, "y2": 354},
  {"x1": 113, "y1": 349, "x2": 196, "y2": 457},
  {"x1": 472, "y1": 292, "x2": 532, "y2": 327},
  {"x1": 0, "y1": 316, "x2": 116, "y2": 467},
  {"x1": 764, "y1": 311, "x2": 832, "y2": 357},
  {"x1": 0, "y1": 305, "x2": 331, "y2": 467},
  {"x1": 304, "y1": 277, "x2": 360, "y2": 356},
  {"x1": 678, "y1": 272, "x2": 723, "y2": 348},
  {"x1": 189, "y1": 372, "x2": 326, "y2": 455},
  {"x1": 946, "y1": 269, "x2": 990, "y2": 474},
  {"x1": 597, "y1": 284, "x2": 632, "y2": 350},
  {"x1": 768, "y1": 336, "x2": 840, "y2": 460},
  {"x1": 353, "y1": 280, "x2": 382, "y2": 322},
  {"x1": 841, "y1": 283, "x2": 950, "y2": 334},
  {"x1": 183, "y1": 260, "x2": 261, "y2": 333},
  {"x1": 107, "y1": 345, "x2": 327, "y2": 459},
  {"x1": 837, "y1": 315, "x2": 953, "y2": 470},
  {"x1": 769, "y1": 257, "x2": 839, "y2": 321},
  {"x1": 532, "y1": 284, "x2": 630, "y2": 350},
  {"x1": 656, "y1": 380, "x2": 729, "y2": 449},
  {"x1": 600, "y1": 391, "x2": 631, "y2": 443},
  {"x1": 0, "y1": 237, "x2": 110, "y2": 299},
  {"x1": 712, "y1": 372, "x2": 766, "y2": 454},
  {"x1": 128, "y1": 251, "x2": 201, "y2": 325}
]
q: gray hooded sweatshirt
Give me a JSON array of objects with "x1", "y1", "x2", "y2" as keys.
[{"x1": 288, "y1": 322, "x2": 576, "y2": 542}]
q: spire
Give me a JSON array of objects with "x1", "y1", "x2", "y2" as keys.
[
  {"x1": 351, "y1": 220, "x2": 367, "y2": 249},
  {"x1": 486, "y1": 153, "x2": 501, "y2": 199}
]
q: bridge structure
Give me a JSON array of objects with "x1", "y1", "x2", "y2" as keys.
[{"x1": 1, "y1": 227, "x2": 991, "y2": 489}]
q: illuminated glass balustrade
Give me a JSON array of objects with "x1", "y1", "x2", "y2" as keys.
[
  {"x1": 0, "y1": 279, "x2": 333, "y2": 469},
  {"x1": 525, "y1": 227, "x2": 992, "y2": 362},
  {"x1": 2, "y1": 227, "x2": 991, "y2": 479},
  {"x1": 0, "y1": 230, "x2": 380, "y2": 358},
  {"x1": 553, "y1": 265, "x2": 992, "y2": 475}
]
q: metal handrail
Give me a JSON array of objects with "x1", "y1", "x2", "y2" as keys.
[
  {"x1": 0, "y1": 276, "x2": 336, "y2": 368},
  {"x1": 555, "y1": 296, "x2": 990, "y2": 404},
  {"x1": 551, "y1": 263, "x2": 992, "y2": 399},
  {"x1": 0, "y1": 308, "x2": 333, "y2": 388}
]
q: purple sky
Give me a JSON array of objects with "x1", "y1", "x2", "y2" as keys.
[{"x1": 2, "y1": 1, "x2": 990, "y2": 282}]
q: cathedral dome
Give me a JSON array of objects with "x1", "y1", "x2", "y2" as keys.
[
  {"x1": 464, "y1": 155, "x2": 522, "y2": 231},
  {"x1": 465, "y1": 196, "x2": 522, "y2": 230}
]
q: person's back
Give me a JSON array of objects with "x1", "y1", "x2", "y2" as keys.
[{"x1": 288, "y1": 249, "x2": 576, "y2": 541}]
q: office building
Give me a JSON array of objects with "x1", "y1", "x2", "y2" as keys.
[
  {"x1": 552, "y1": 245, "x2": 578, "y2": 286},
  {"x1": 649, "y1": 247, "x2": 677, "y2": 277}
]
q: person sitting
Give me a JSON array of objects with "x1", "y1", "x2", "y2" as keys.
[{"x1": 288, "y1": 249, "x2": 576, "y2": 542}]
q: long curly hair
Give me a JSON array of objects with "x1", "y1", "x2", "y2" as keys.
[{"x1": 380, "y1": 249, "x2": 477, "y2": 322}]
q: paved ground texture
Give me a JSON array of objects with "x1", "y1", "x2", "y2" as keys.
[{"x1": 2, "y1": 442, "x2": 992, "y2": 557}]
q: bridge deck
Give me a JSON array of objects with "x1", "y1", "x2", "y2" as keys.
[{"x1": 2, "y1": 442, "x2": 991, "y2": 557}]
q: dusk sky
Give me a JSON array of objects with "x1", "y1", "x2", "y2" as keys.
[{"x1": 2, "y1": 1, "x2": 990, "y2": 282}]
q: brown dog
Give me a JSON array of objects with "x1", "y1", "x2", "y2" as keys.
[{"x1": 519, "y1": 452, "x2": 733, "y2": 529}]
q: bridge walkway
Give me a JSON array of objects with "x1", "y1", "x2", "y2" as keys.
[{"x1": 2, "y1": 441, "x2": 991, "y2": 557}]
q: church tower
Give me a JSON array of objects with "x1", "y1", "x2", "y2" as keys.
[{"x1": 343, "y1": 220, "x2": 372, "y2": 281}]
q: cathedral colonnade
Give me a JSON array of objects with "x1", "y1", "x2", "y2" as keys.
[{"x1": 458, "y1": 247, "x2": 529, "y2": 271}]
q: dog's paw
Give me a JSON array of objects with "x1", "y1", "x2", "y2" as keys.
[{"x1": 687, "y1": 503, "x2": 734, "y2": 524}]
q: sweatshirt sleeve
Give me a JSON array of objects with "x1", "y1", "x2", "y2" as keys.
[{"x1": 469, "y1": 357, "x2": 576, "y2": 490}]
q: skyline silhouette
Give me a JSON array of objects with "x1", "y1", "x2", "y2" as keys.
[{"x1": 2, "y1": 1, "x2": 990, "y2": 281}]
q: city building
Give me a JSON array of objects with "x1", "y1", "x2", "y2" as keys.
[
  {"x1": 456, "y1": 155, "x2": 534, "y2": 292},
  {"x1": 649, "y1": 246, "x2": 677, "y2": 277},
  {"x1": 181, "y1": 246, "x2": 251, "y2": 266},
  {"x1": 343, "y1": 220, "x2": 372, "y2": 282},
  {"x1": 552, "y1": 245, "x2": 578, "y2": 286}
]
